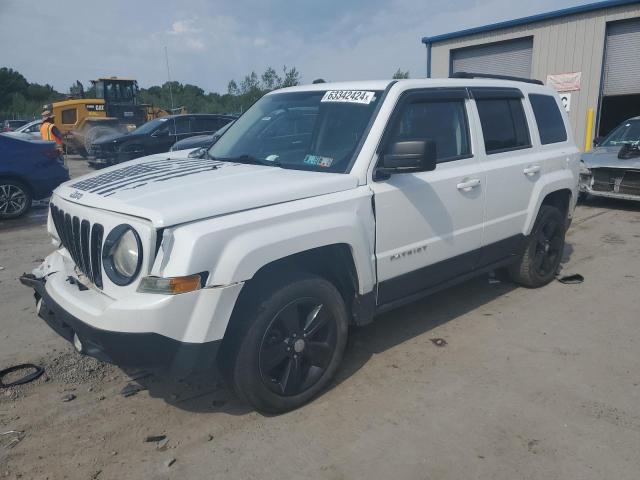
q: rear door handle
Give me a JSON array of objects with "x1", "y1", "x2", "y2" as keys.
[
  {"x1": 456, "y1": 178, "x2": 481, "y2": 191},
  {"x1": 523, "y1": 165, "x2": 541, "y2": 176}
]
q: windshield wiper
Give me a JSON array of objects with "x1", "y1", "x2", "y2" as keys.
[{"x1": 212, "y1": 154, "x2": 280, "y2": 167}]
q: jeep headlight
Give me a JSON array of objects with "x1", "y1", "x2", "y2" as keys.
[{"x1": 103, "y1": 225, "x2": 142, "y2": 285}]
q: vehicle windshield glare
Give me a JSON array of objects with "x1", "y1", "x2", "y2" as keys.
[
  {"x1": 208, "y1": 90, "x2": 382, "y2": 173},
  {"x1": 601, "y1": 119, "x2": 640, "y2": 146},
  {"x1": 133, "y1": 118, "x2": 169, "y2": 135}
]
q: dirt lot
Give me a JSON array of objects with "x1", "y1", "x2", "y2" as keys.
[{"x1": 1, "y1": 157, "x2": 639, "y2": 479}]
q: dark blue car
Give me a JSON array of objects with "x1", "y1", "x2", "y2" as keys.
[{"x1": 0, "y1": 133, "x2": 69, "y2": 219}]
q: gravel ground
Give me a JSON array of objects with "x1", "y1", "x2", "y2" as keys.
[{"x1": 1, "y1": 157, "x2": 639, "y2": 479}]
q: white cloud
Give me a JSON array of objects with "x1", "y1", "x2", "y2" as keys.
[{"x1": 168, "y1": 19, "x2": 201, "y2": 35}]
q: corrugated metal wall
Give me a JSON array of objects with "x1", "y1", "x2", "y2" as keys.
[
  {"x1": 428, "y1": 3, "x2": 640, "y2": 149},
  {"x1": 603, "y1": 19, "x2": 640, "y2": 95},
  {"x1": 451, "y1": 37, "x2": 534, "y2": 78}
]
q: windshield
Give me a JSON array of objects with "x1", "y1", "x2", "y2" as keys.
[
  {"x1": 133, "y1": 117, "x2": 169, "y2": 135},
  {"x1": 601, "y1": 119, "x2": 640, "y2": 146},
  {"x1": 208, "y1": 90, "x2": 382, "y2": 173}
]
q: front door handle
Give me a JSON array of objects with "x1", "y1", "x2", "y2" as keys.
[
  {"x1": 456, "y1": 178, "x2": 481, "y2": 192},
  {"x1": 523, "y1": 164, "x2": 541, "y2": 176}
]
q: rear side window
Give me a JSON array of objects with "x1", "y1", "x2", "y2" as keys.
[
  {"x1": 529, "y1": 94, "x2": 567, "y2": 144},
  {"x1": 386, "y1": 99, "x2": 471, "y2": 163},
  {"x1": 193, "y1": 117, "x2": 221, "y2": 132},
  {"x1": 475, "y1": 98, "x2": 530, "y2": 154}
]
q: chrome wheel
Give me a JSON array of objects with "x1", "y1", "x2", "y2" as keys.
[{"x1": 0, "y1": 183, "x2": 28, "y2": 216}]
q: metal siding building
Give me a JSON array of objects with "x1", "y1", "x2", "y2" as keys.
[{"x1": 423, "y1": 0, "x2": 640, "y2": 150}]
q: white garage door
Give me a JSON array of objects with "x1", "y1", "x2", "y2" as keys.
[
  {"x1": 603, "y1": 19, "x2": 640, "y2": 96},
  {"x1": 451, "y1": 37, "x2": 533, "y2": 79}
]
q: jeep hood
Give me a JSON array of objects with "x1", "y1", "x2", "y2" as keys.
[
  {"x1": 53, "y1": 151, "x2": 358, "y2": 227},
  {"x1": 582, "y1": 146, "x2": 640, "y2": 170}
]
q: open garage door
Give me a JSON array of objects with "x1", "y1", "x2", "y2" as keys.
[
  {"x1": 451, "y1": 37, "x2": 533, "y2": 79},
  {"x1": 599, "y1": 19, "x2": 640, "y2": 136}
]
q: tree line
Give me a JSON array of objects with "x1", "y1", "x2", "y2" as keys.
[{"x1": 0, "y1": 66, "x2": 410, "y2": 120}]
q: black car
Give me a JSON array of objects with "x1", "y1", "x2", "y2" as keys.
[
  {"x1": 88, "y1": 114, "x2": 236, "y2": 168},
  {"x1": 170, "y1": 120, "x2": 235, "y2": 152}
]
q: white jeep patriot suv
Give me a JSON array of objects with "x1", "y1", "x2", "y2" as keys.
[{"x1": 22, "y1": 75, "x2": 579, "y2": 413}]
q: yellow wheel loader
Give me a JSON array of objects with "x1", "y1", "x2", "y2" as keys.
[{"x1": 45, "y1": 77, "x2": 182, "y2": 157}]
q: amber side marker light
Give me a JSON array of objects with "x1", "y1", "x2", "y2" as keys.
[{"x1": 138, "y1": 274, "x2": 203, "y2": 294}]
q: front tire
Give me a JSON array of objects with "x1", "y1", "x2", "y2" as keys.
[
  {"x1": 508, "y1": 205, "x2": 566, "y2": 288},
  {"x1": 0, "y1": 179, "x2": 32, "y2": 219},
  {"x1": 231, "y1": 273, "x2": 349, "y2": 414}
]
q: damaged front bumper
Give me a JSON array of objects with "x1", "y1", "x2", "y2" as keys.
[
  {"x1": 20, "y1": 264, "x2": 242, "y2": 377},
  {"x1": 19, "y1": 274, "x2": 223, "y2": 376},
  {"x1": 580, "y1": 167, "x2": 640, "y2": 201}
]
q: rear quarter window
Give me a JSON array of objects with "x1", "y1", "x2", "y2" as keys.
[{"x1": 529, "y1": 94, "x2": 567, "y2": 145}]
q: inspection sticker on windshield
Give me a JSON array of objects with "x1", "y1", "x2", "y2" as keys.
[
  {"x1": 304, "y1": 154, "x2": 334, "y2": 168},
  {"x1": 321, "y1": 90, "x2": 375, "y2": 104}
]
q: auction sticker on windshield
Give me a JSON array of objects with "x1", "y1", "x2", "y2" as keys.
[{"x1": 321, "y1": 90, "x2": 375, "y2": 104}]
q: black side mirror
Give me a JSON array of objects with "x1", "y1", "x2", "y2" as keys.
[
  {"x1": 593, "y1": 136, "x2": 603, "y2": 147},
  {"x1": 378, "y1": 140, "x2": 437, "y2": 177},
  {"x1": 618, "y1": 143, "x2": 640, "y2": 159}
]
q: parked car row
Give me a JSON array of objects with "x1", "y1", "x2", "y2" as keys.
[{"x1": 88, "y1": 114, "x2": 236, "y2": 168}]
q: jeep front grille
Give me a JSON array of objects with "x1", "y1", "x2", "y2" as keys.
[{"x1": 50, "y1": 203, "x2": 104, "y2": 288}]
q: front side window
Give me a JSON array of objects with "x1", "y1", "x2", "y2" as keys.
[
  {"x1": 194, "y1": 117, "x2": 225, "y2": 132},
  {"x1": 167, "y1": 117, "x2": 191, "y2": 135},
  {"x1": 601, "y1": 119, "x2": 640, "y2": 146},
  {"x1": 476, "y1": 98, "x2": 531, "y2": 154},
  {"x1": 385, "y1": 98, "x2": 471, "y2": 162},
  {"x1": 529, "y1": 94, "x2": 567, "y2": 145},
  {"x1": 133, "y1": 118, "x2": 168, "y2": 135},
  {"x1": 209, "y1": 90, "x2": 382, "y2": 173}
]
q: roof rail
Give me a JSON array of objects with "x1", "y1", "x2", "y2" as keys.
[{"x1": 450, "y1": 72, "x2": 544, "y2": 85}]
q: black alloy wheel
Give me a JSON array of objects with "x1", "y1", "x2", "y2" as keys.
[
  {"x1": 532, "y1": 216, "x2": 563, "y2": 278},
  {"x1": 259, "y1": 298, "x2": 337, "y2": 396},
  {"x1": 508, "y1": 205, "x2": 566, "y2": 288},
  {"x1": 229, "y1": 272, "x2": 349, "y2": 414}
]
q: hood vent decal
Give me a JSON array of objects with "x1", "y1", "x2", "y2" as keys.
[{"x1": 70, "y1": 157, "x2": 224, "y2": 196}]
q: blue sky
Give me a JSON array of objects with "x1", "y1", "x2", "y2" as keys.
[{"x1": 0, "y1": 0, "x2": 588, "y2": 93}]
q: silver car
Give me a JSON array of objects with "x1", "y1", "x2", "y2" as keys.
[
  {"x1": 7, "y1": 119, "x2": 42, "y2": 139},
  {"x1": 580, "y1": 117, "x2": 640, "y2": 201}
]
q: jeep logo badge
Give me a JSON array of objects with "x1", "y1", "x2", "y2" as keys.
[{"x1": 69, "y1": 191, "x2": 83, "y2": 200}]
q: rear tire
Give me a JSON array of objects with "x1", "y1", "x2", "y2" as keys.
[
  {"x1": 230, "y1": 272, "x2": 349, "y2": 414},
  {"x1": 0, "y1": 179, "x2": 32, "y2": 219},
  {"x1": 508, "y1": 205, "x2": 565, "y2": 288}
]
